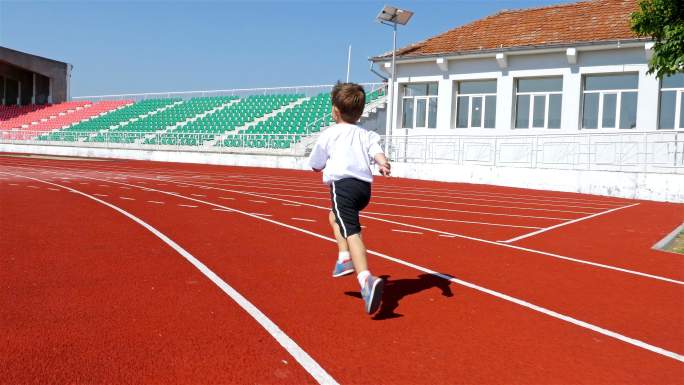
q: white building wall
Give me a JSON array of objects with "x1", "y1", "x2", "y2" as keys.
[{"x1": 391, "y1": 44, "x2": 664, "y2": 134}]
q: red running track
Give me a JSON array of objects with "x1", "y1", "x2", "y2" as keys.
[{"x1": 1, "y1": 154, "x2": 683, "y2": 384}]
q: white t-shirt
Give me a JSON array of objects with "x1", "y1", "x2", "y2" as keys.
[{"x1": 308, "y1": 123, "x2": 384, "y2": 185}]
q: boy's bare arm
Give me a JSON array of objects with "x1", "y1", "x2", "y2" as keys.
[{"x1": 374, "y1": 153, "x2": 391, "y2": 176}]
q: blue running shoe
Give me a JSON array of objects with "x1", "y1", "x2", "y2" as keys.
[
  {"x1": 332, "y1": 260, "x2": 354, "y2": 277},
  {"x1": 361, "y1": 275, "x2": 384, "y2": 314}
]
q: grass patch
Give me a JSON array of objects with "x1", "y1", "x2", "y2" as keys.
[{"x1": 667, "y1": 230, "x2": 684, "y2": 254}]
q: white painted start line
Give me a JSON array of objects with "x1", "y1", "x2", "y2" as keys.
[
  {"x1": 392, "y1": 229, "x2": 423, "y2": 235},
  {"x1": 93, "y1": 193, "x2": 109, "y2": 197},
  {"x1": 191, "y1": 194, "x2": 206, "y2": 197},
  {"x1": 291, "y1": 217, "x2": 316, "y2": 222},
  {"x1": 120, "y1": 197, "x2": 135, "y2": 200},
  {"x1": 147, "y1": 200, "x2": 165, "y2": 204},
  {"x1": 219, "y1": 197, "x2": 235, "y2": 200},
  {"x1": 250, "y1": 200, "x2": 268, "y2": 204},
  {"x1": 178, "y1": 204, "x2": 198, "y2": 208}
]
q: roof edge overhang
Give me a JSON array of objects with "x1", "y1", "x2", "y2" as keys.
[{"x1": 369, "y1": 38, "x2": 651, "y2": 64}]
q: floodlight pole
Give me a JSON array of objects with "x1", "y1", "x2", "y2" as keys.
[
  {"x1": 381, "y1": 21, "x2": 398, "y2": 155},
  {"x1": 346, "y1": 45, "x2": 352, "y2": 82}
]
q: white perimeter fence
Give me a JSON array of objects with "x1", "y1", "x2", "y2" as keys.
[
  {"x1": 383, "y1": 131, "x2": 684, "y2": 174},
  {"x1": 1, "y1": 130, "x2": 682, "y2": 175}
]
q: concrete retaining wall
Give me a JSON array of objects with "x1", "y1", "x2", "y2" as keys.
[{"x1": 2, "y1": 143, "x2": 683, "y2": 203}]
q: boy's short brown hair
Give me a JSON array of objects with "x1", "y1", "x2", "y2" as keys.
[{"x1": 331, "y1": 82, "x2": 366, "y2": 123}]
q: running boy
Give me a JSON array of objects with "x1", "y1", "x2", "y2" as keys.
[{"x1": 308, "y1": 82, "x2": 391, "y2": 315}]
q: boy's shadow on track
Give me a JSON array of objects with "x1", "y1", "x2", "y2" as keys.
[{"x1": 345, "y1": 274, "x2": 453, "y2": 320}]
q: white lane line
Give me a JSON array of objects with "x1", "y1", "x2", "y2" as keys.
[
  {"x1": 47, "y1": 188, "x2": 60, "y2": 191},
  {"x1": 282, "y1": 203, "x2": 301, "y2": 207},
  {"x1": 392, "y1": 229, "x2": 423, "y2": 235},
  {"x1": 155, "y1": 180, "x2": 683, "y2": 286},
  {"x1": 22, "y1": 166, "x2": 683, "y2": 286},
  {"x1": 93, "y1": 193, "x2": 109, "y2": 197},
  {"x1": 178, "y1": 204, "x2": 198, "y2": 208},
  {"x1": 0, "y1": 171, "x2": 338, "y2": 385},
  {"x1": 291, "y1": 217, "x2": 316, "y2": 222},
  {"x1": 191, "y1": 194, "x2": 206, "y2": 197},
  {"x1": 27, "y1": 185, "x2": 39, "y2": 189},
  {"x1": 137, "y1": 172, "x2": 623, "y2": 209},
  {"x1": 365, "y1": 211, "x2": 542, "y2": 229},
  {"x1": 148, "y1": 200, "x2": 165, "y2": 204},
  {"x1": 219, "y1": 196, "x2": 235, "y2": 200},
  {"x1": 250, "y1": 199, "x2": 268, "y2": 204},
  {"x1": 120, "y1": 197, "x2": 135, "y2": 200},
  {"x1": 500, "y1": 203, "x2": 641, "y2": 243},
  {"x1": 242, "y1": 192, "x2": 571, "y2": 221},
  {"x1": 204, "y1": 181, "x2": 599, "y2": 214},
  {"x1": 37, "y1": 171, "x2": 682, "y2": 364}
]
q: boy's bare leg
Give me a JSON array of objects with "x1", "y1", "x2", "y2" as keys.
[
  {"x1": 329, "y1": 211, "x2": 349, "y2": 252},
  {"x1": 346, "y1": 233, "x2": 368, "y2": 273}
]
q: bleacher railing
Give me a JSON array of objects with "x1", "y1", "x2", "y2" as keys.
[
  {"x1": 0, "y1": 130, "x2": 312, "y2": 156},
  {"x1": 73, "y1": 83, "x2": 386, "y2": 102},
  {"x1": 381, "y1": 131, "x2": 684, "y2": 174}
]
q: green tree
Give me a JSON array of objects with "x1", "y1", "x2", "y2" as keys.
[{"x1": 631, "y1": 0, "x2": 684, "y2": 78}]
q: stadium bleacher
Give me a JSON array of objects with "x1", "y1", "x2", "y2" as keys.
[
  {"x1": 145, "y1": 94, "x2": 299, "y2": 146},
  {"x1": 0, "y1": 104, "x2": 49, "y2": 121},
  {"x1": 3, "y1": 85, "x2": 386, "y2": 149},
  {"x1": 0, "y1": 101, "x2": 90, "y2": 131}
]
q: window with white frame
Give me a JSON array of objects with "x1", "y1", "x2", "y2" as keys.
[
  {"x1": 514, "y1": 77, "x2": 562, "y2": 129},
  {"x1": 659, "y1": 73, "x2": 684, "y2": 130},
  {"x1": 454, "y1": 80, "x2": 497, "y2": 129},
  {"x1": 401, "y1": 83, "x2": 438, "y2": 129},
  {"x1": 581, "y1": 73, "x2": 638, "y2": 129}
]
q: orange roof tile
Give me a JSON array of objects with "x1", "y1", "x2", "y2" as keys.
[{"x1": 376, "y1": 0, "x2": 647, "y2": 59}]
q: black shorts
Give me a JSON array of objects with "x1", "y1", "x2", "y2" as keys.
[{"x1": 330, "y1": 178, "x2": 371, "y2": 238}]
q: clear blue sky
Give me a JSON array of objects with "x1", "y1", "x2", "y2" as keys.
[{"x1": 0, "y1": 0, "x2": 570, "y2": 97}]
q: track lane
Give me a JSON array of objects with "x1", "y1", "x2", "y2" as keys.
[
  {"x1": 0, "y1": 154, "x2": 633, "y2": 206},
  {"x1": 4, "y1": 167, "x2": 683, "y2": 383},
  {"x1": 109, "y1": 170, "x2": 684, "y2": 282},
  {"x1": 0, "y1": 176, "x2": 320, "y2": 385},
  {"x1": 11, "y1": 164, "x2": 684, "y2": 357}
]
